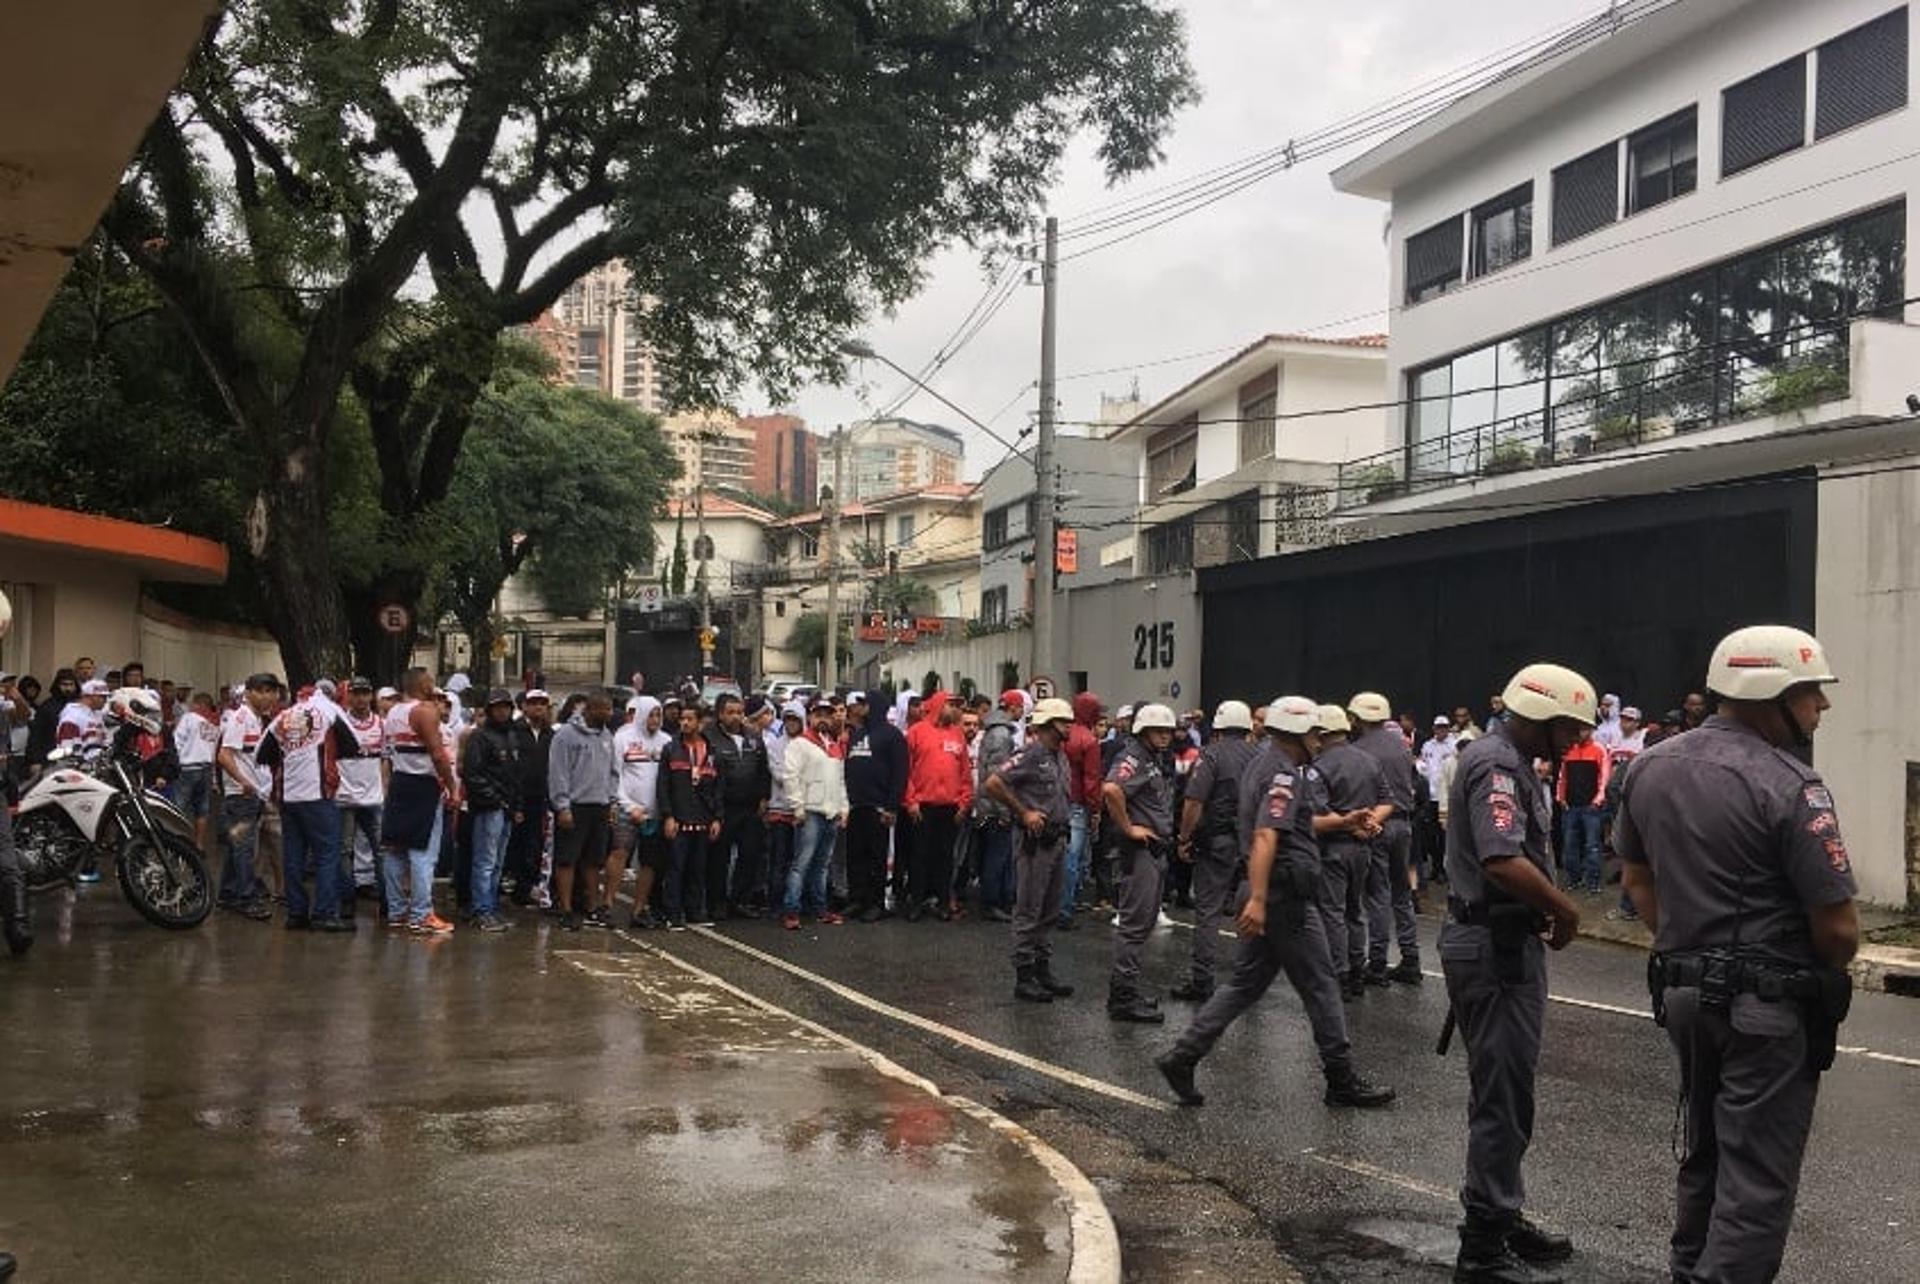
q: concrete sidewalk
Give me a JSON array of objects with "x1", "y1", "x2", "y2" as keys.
[{"x1": 0, "y1": 890, "x2": 1110, "y2": 1282}]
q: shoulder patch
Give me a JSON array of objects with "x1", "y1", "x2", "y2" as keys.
[
  {"x1": 1265, "y1": 770, "x2": 1295, "y2": 820},
  {"x1": 1488, "y1": 770, "x2": 1517, "y2": 796},
  {"x1": 1803, "y1": 784, "x2": 1833, "y2": 811},
  {"x1": 1115, "y1": 756, "x2": 1136, "y2": 782},
  {"x1": 1824, "y1": 838, "x2": 1851, "y2": 873}
]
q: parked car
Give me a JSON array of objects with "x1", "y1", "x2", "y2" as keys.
[
  {"x1": 700, "y1": 677, "x2": 744, "y2": 706},
  {"x1": 765, "y1": 675, "x2": 808, "y2": 702}
]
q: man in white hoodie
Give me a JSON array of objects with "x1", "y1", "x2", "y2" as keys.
[
  {"x1": 614, "y1": 696, "x2": 672, "y2": 928},
  {"x1": 779, "y1": 700, "x2": 849, "y2": 928}
]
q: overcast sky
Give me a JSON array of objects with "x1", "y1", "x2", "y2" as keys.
[{"x1": 781, "y1": 0, "x2": 1603, "y2": 478}]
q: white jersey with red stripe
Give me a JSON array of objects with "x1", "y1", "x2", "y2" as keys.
[
  {"x1": 220, "y1": 704, "x2": 272, "y2": 797},
  {"x1": 266, "y1": 699, "x2": 342, "y2": 804},
  {"x1": 385, "y1": 699, "x2": 437, "y2": 777},
  {"x1": 337, "y1": 710, "x2": 387, "y2": 806}
]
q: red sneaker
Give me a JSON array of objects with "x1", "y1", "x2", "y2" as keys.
[
  {"x1": 817, "y1": 911, "x2": 845, "y2": 926},
  {"x1": 782, "y1": 913, "x2": 800, "y2": 931}
]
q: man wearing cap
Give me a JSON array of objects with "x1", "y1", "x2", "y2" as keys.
[
  {"x1": 1349, "y1": 691, "x2": 1423, "y2": 985},
  {"x1": 215, "y1": 674, "x2": 280, "y2": 920},
  {"x1": 1170, "y1": 700, "x2": 1261, "y2": 1003},
  {"x1": 984, "y1": 698, "x2": 1077, "y2": 1003},
  {"x1": 1617, "y1": 627, "x2": 1858, "y2": 1284},
  {"x1": 461, "y1": 690, "x2": 525, "y2": 931},
  {"x1": 507, "y1": 689, "x2": 556, "y2": 908},
  {"x1": 1306, "y1": 705, "x2": 1390, "y2": 999},
  {"x1": 336, "y1": 678, "x2": 388, "y2": 917},
  {"x1": 171, "y1": 690, "x2": 223, "y2": 861},
  {"x1": 763, "y1": 700, "x2": 805, "y2": 913},
  {"x1": 1101, "y1": 703, "x2": 1179, "y2": 1022},
  {"x1": 56, "y1": 679, "x2": 111, "y2": 759},
  {"x1": 843, "y1": 691, "x2": 907, "y2": 922},
  {"x1": 1156, "y1": 697, "x2": 1395, "y2": 1111},
  {"x1": 780, "y1": 700, "x2": 848, "y2": 930},
  {"x1": 1441, "y1": 664, "x2": 1592, "y2": 1282}
]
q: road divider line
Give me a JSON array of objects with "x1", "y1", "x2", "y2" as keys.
[
  {"x1": 682, "y1": 925, "x2": 1175, "y2": 1113},
  {"x1": 608, "y1": 929, "x2": 1124, "y2": 1283},
  {"x1": 1301, "y1": 1149, "x2": 1453, "y2": 1202}
]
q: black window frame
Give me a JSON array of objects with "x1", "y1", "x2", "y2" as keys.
[
  {"x1": 1722, "y1": 54, "x2": 1808, "y2": 177},
  {"x1": 1145, "y1": 517, "x2": 1194, "y2": 575},
  {"x1": 1627, "y1": 107, "x2": 1699, "y2": 215},
  {"x1": 982, "y1": 504, "x2": 1011, "y2": 550},
  {"x1": 1551, "y1": 142, "x2": 1620, "y2": 246},
  {"x1": 1224, "y1": 491, "x2": 1261, "y2": 564},
  {"x1": 1405, "y1": 216, "x2": 1465, "y2": 304},
  {"x1": 1470, "y1": 182, "x2": 1534, "y2": 279},
  {"x1": 979, "y1": 585, "x2": 1009, "y2": 627},
  {"x1": 1816, "y1": 6, "x2": 1910, "y2": 140}
]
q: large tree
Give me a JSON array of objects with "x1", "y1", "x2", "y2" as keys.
[
  {"x1": 103, "y1": 0, "x2": 1196, "y2": 681},
  {"x1": 442, "y1": 351, "x2": 679, "y2": 678}
]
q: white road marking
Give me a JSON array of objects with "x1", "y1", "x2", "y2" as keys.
[
  {"x1": 1301, "y1": 1149, "x2": 1454, "y2": 1202},
  {"x1": 682, "y1": 925, "x2": 1175, "y2": 1113},
  {"x1": 606, "y1": 928, "x2": 1124, "y2": 1283}
]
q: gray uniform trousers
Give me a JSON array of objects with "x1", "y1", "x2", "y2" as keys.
[
  {"x1": 1186, "y1": 832, "x2": 1239, "y2": 989},
  {"x1": 1173, "y1": 879, "x2": 1351, "y2": 1073},
  {"x1": 1366, "y1": 817, "x2": 1421, "y2": 968},
  {"x1": 1663, "y1": 987, "x2": 1819, "y2": 1284},
  {"x1": 1318, "y1": 838, "x2": 1370, "y2": 977},
  {"x1": 1010, "y1": 829, "x2": 1067, "y2": 967},
  {"x1": 1440, "y1": 923, "x2": 1546, "y2": 1218},
  {"x1": 1110, "y1": 842, "x2": 1166, "y2": 995}
]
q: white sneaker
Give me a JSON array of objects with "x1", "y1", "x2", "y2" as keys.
[{"x1": 1156, "y1": 910, "x2": 1175, "y2": 929}]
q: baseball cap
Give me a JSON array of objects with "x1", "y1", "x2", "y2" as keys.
[
  {"x1": 1622, "y1": 705, "x2": 1643, "y2": 720},
  {"x1": 999, "y1": 688, "x2": 1025, "y2": 706},
  {"x1": 523, "y1": 688, "x2": 551, "y2": 702},
  {"x1": 486, "y1": 688, "x2": 513, "y2": 707},
  {"x1": 744, "y1": 693, "x2": 769, "y2": 717},
  {"x1": 1434, "y1": 715, "x2": 1450, "y2": 726},
  {"x1": 243, "y1": 673, "x2": 280, "y2": 692},
  {"x1": 348, "y1": 676, "x2": 374, "y2": 692},
  {"x1": 375, "y1": 686, "x2": 398, "y2": 700},
  {"x1": 1114, "y1": 703, "x2": 1135, "y2": 720},
  {"x1": 0, "y1": 672, "x2": 14, "y2": 685},
  {"x1": 316, "y1": 678, "x2": 338, "y2": 698},
  {"x1": 847, "y1": 691, "x2": 868, "y2": 707},
  {"x1": 82, "y1": 679, "x2": 112, "y2": 696},
  {"x1": 781, "y1": 699, "x2": 808, "y2": 721}
]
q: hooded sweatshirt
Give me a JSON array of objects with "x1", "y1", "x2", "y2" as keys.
[
  {"x1": 904, "y1": 691, "x2": 972, "y2": 811},
  {"x1": 972, "y1": 705, "x2": 1019, "y2": 823},
  {"x1": 548, "y1": 712, "x2": 617, "y2": 812},
  {"x1": 614, "y1": 696, "x2": 672, "y2": 817},
  {"x1": 1066, "y1": 692, "x2": 1104, "y2": 807},
  {"x1": 845, "y1": 707, "x2": 908, "y2": 810}
]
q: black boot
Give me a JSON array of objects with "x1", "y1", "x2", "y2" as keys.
[
  {"x1": 1107, "y1": 988, "x2": 1164, "y2": 1023},
  {"x1": 1506, "y1": 1214, "x2": 1573, "y2": 1264},
  {"x1": 1154, "y1": 1049, "x2": 1205, "y2": 1106},
  {"x1": 1323, "y1": 1066, "x2": 1396, "y2": 1108},
  {"x1": 1034, "y1": 957, "x2": 1074, "y2": 997},
  {"x1": 1, "y1": 869, "x2": 32, "y2": 959},
  {"x1": 1014, "y1": 965, "x2": 1054, "y2": 1003},
  {"x1": 1169, "y1": 976, "x2": 1214, "y2": 1002},
  {"x1": 1341, "y1": 970, "x2": 1365, "y2": 1000},
  {"x1": 1388, "y1": 958, "x2": 1425, "y2": 985},
  {"x1": 1454, "y1": 1213, "x2": 1566, "y2": 1283}
]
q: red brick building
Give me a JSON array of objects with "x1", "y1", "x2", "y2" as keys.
[{"x1": 743, "y1": 413, "x2": 819, "y2": 505}]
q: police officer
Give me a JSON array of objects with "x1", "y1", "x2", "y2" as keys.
[
  {"x1": 1349, "y1": 691, "x2": 1423, "y2": 984},
  {"x1": 1615, "y1": 626, "x2": 1858, "y2": 1284},
  {"x1": 1305, "y1": 704, "x2": 1388, "y2": 998},
  {"x1": 1155, "y1": 696, "x2": 1395, "y2": 1109},
  {"x1": 983, "y1": 698, "x2": 1078, "y2": 1004},
  {"x1": 1102, "y1": 703, "x2": 1178, "y2": 1023},
  {"x1": 1170, "y1": 700, "x2": 1260, "y2": 1003},
  {"x1": 1444, "y1": 663, "x2": 1591, "y2": 1284}
]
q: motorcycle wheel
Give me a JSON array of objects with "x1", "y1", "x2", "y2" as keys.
[
  {"x1": 14, "y1": 812, "x2": 79, "y2": 892},
  {"x1": 117, "y1": 834, "x2": 213, "y2": 929}
]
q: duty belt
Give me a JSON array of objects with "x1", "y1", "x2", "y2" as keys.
[
  {"x1": 1651, "y1": 952, "x2": 1824, "y2": 1003},
  {"x1": 1447, "y1": 896, "x2": 1542, "y2": 930}
]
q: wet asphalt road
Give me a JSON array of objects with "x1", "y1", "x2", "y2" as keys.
[
  {"x1": 0, "y1": 891, "x2": 1074, "y2": 1283},
  {"x1": 646, "y1": 903, "x2": 1920, "y2": 1283}
]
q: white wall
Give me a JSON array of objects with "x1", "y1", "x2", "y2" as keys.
[
  {"x1": 1815, "y1": 459, "x2": 1920, "y2": 905},
  {"x1": 1276, "y1": 355, "x2": 1394, "y2": 463},
  {"x1": 1381, "y1": 0, "x2": 1920, "y2": 425},
  {"x1": 1192, "y1": 387, "x2": 1242, "y2": 486},
  {"x1": 136, "y1": 606, "x2": 281, "y2": 695}
]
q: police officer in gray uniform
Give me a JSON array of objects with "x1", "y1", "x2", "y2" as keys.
[
  {"x1": 1102, "y1": 703, "x2": 1179, "y2": 1023},
  {"x1": 1171, "y1": 700, "x2": 1260, "y2": 1003},
  {"x1": 1616, "y1": 625, "x2": 1859, "y2": 1284},
  {"x1": 1305, "y1": 704, "x2": 1389, "y2": 998},
  {"x1": 1349, "y1": 691, "x2": 1423, "y2": 984},
  {"x1": 984, "y1": 698, "x2": 1079, "y2": 1005},
  {"x1": 1442, "y1": 663, "x2": 1591, "y2": 1284},
  {"x1": 1155, "y1": 696, "x2": 1395, "y2": 1110}
]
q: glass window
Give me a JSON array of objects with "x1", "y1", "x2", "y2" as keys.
[
  {"x1": 1817, "y1": 7, "x2": 1909, "y2": 139},
  {"x1": 1146, "y1": 518, "x2": 1194, "y2": 574},
  {"x1": 1407, "y1": 364, "x2": 1452, "y2": 480},
  {"x1": 1146, "y1": 423, "x2": 1198, "y2": 497},
  {"x1": 895, "y1": 514, "x2": 915, "y2": 546},
  {"x1": 1406, "y1": 217, "x2": 1464, "y2": 303},
  {"x1": 1239, "y1": 391, "x2": 1277, "y2": 465},
  {"x1": 1628, "y1": 109, "x2": 1698, "y2": 214},
  {"x1": 1723, "y1": 56, "x2": 1807, "y2": 176},
  {"x1": 980, "y1": 586, "x2": 1008, "y2": 627},
  {"x1": 1471, "y1": 184, "x2": 1533, "y2": 277},
  {"x1": 1552, "y1": 144, "x2": 1619, "y2": 245},
  {"x1": 1225, "y1": 492, "x2": 1260, "y2": 563},
  {"x1": 1495, "y1": 333, "x2": 1550, "y2": 440}
]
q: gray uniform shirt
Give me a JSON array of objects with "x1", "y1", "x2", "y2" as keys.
[
  {"x1": 1615, "y1": 715, "x2": 1856, "y2": 966},
  {"x1": 1236, "y1": 741, "x2": 1287, "y2": 854},
  {"x1": 1444, "y1": 723, "x2": 1552, "y2": 904},
  {"x1": 1186, "y1": 733, "x2": 1259, "y2": 837},
  {"x1": 1310, "y1": 739, "x2": 1387, "y2": 849},
  {"x1": 1108, "y1": 738, "x2": 1175, "y2": 840},
  {"x1": 1353, "y1": 723, "x2": 1417, "y2": 816},
  {"x1": 1248, "y1": 747, "x2": 1323, "y2": 901},
  {"x1": 994, "y1": 740, "x2": 1072, "y2": 828}
]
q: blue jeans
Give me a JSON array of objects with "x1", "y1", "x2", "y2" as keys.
[
  {"x1": 469, "y1": 809, "x2": 512, "y2": 916},
  {"x1": 1059, "y1": 804, "x2": 1089, "y2": 922},
  {"x1": 217, "y1": 793, "x2": 265, "y2": 904},
  {"x1": 383, "y1": 807, "x2": 443, "y2": 925},
  {"x1": 782, "y1": 813, "x2": 834, "y2": 916},
  {"x1": 976, "y1": 824, "x2": 1014, "y2": 911},
  {"x1": 280, "y1": 799, "x2": 343, "y2": 921},
  {"x1": 1561, "y1": 805, "x2": 1603, "y2": 889}
]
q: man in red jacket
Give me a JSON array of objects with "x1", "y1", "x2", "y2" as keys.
[
  {"x1": 904, "y1": 691, "x2": 972, "y2": 921},
  {"x1": 1060, "y1": 692, "x2": 1105, "y2": 929}
]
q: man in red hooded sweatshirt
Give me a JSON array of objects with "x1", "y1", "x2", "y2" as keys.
[
  {"x1": 1060, "y1": 692, "x2": 1105, "y2": 930},
  {"x1": 903, "y1": 690, "x2": 972, "y2": 921}
]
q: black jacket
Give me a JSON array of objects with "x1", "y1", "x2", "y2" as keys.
[
  {"x1": 707, "y1": 726, "x2": 770, "y2": 812},
  {"x1": 515, "y1": 721, "x2": 555, "y2": 806},
  {"x1": 462, "y1": 720, "x2": 525, "y2": 812},
  {"x1": 845, "y1": 716, "x2": 907, "y2": 810},
  {"x1": 662, "y1": 735, "x2": 722, "y2": 826}
]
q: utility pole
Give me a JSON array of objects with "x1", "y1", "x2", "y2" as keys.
[
  {"x1": 695, "y1": 427, "x2": 714, "y2": 675},
  {"x1": 1031, "y1": 214, "x2": 1059, "y2": 684},
  {"x1": 823, "y1": 426, "x2": 846, "y2": 688}
]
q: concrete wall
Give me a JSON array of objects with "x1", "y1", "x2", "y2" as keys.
[
  {"x1": 1056, "y1": 574, "x2": 1204, "y2": 709},
  {"x1": 1276, "y1": 355, "x2": 1395, "y2": 463},
  {"x1": 979, "y1": 437, "x2": 1139, "y2": 613},
  {"x1": 1380, "y1": 0, "x2": 1920, "y2": 430},
  {"x1": 136, "y1": 605, "x2": 282, "y2": 695},
  {"x1": 0, "y1": 548, "x2": 140, "y2": 679},
  {"x1": 1815, "y1": 460, "x2": 1920, "y2": 906}
]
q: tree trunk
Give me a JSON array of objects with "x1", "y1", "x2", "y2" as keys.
[{"x1": 255, "y1": 446, "x2": 351, "y2": 685}]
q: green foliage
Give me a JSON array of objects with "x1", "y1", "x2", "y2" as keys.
[
  {"x1": 998, "y1": 660, "x2": 1021, "y2": 693},
  {"x1": 1756, "y1": 362, "x2": 1848, "y2": 413},
  {"x1": 922, "y1": 670, "x2": 942, "y2": 696},
  {"x1": 1481, "y1": 439, "x2": 1531, "y2": 476},
  {"x1": 786, "y1": 610, "x2": 850, "y2": 670},
  {"x1": 1345, "y1": 462, "x2": 1399, "y2": 504},
  {"x1": 1593, "y1": 415, "x2": 1644, "y2": 449}
]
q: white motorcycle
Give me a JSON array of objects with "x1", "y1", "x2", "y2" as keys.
[{"x1": 16, "y1": 725, "x2": 212, "y2": 930}]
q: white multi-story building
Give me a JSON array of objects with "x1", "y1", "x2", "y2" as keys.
[
  {"x1": 1298, "y1": 0, "x2": 1920, "y2": 903},
  {"x1": 844, "y1": 416, "x2": 965, "y2": 500},
  {"x1": 552, "y1": 261, "x2": 670, "y2": 413}
]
